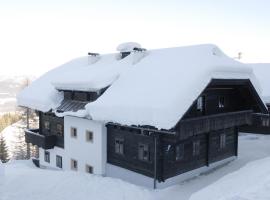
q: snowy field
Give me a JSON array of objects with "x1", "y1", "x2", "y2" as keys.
[{"x1": 1, "y1": 133, "x2": 270, "y2": 200}]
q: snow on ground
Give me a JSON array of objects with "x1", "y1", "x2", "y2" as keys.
[{"x1": 2, "y1": 133, "x2": 270, "y2": 200}]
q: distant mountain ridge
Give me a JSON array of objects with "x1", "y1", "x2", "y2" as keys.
[{"x1": 0, "y1": 75, "x2": 35, "y2": 113}]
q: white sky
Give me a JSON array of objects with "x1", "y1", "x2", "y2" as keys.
[{"x1": 0, "y1": 0, "x2": 270, "y2": 76}]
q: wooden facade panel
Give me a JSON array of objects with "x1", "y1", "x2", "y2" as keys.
[
  {"x1": 40, "y1": 112, "x2": 64, "y2": 148},
  {"x1": 107, "y1": 126, "x2": 155, "y2": 178}
]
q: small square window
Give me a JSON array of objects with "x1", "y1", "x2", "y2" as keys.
[
  {"x1": 86, "y1": 130, "x2": 93, "y2": 142},
  {"x1": 57, "y1": 124, "x2": 63, "y2": 136},
  {"x1": 85, "y1": 164, "x2": 93, "y2": 174},
  {"x1": 44, "y1": 121, "x2": 50, "y2": 130},
  {"x1": 56, "y1": 155, "x2": 62, "y2": 168},
  {"x1": 175, "y1": 144, "x2": 184, "y2": 161},
  {"x1": 44, "y1": 151, "x2": 50, "y2": 163},
  {"x1": 71, "y1": 159, "x2": 78, "y2": 170},
  {"x1": 193, "y1": 141, "x2": 200, "y2": 156},
  {"x1": 219, "y1": 96, "x2": 225, "y2": 108},
  {"x1": 71, "y1": 127, "x2": 77, "y2": 138}
]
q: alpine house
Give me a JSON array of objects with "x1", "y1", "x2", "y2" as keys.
[{"x1": 17, "y1": 43, "x2": 267, "y2": 189}]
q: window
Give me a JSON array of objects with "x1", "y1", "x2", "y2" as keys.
[
  {"x1": 220, "y1": 134, "x2": 226, "y2": 149},
  {"x1": 44, "y1": 121, "x2": 50, "y2": 130},
  {"x1": 71, "y1": 159, "x2": 78, "y2": 170},
  {"x1": 193, "y1": 141, "x2": 200, "y2": 156},
  {"x1": 44, "y1": 151, "x2": 50, "y2": 163},
  {"x1": 262, "y1": 118, "x2": 270, "y2": 127},
  {"x1": 56, "y1": 124, "x2": 63, "y2": 136},
  {"x1": 85, "y1": 164, "x2": 93, "y2": 174},
  {"x1": 175, "y1": 144, "x2": 184, "y2": 161},
  {"x1": 70, "y1": 127, "x2": 77, "y2": 138},
  {"x1": 56, "y1": 155, "x2": 62, "y2": 168},
  {"x1": 197, "y1": 96, "x2": 205, "y2": 112},
  {"x1": 219, "y1": 96, "x2": 225, "y2": 108},
  {"x1": 138, "y1": 143, "x2": 150, "y2": 162},
  {"x1": 86, "y1": 130, "x2": 93, "y2": 142},
  {"x1": 115, "y1": 138, "x2": 124, "y2": 155}
]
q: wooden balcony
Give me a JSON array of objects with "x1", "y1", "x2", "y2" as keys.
[
  {"x1": 178, "y1": 110, "x2": 253, "y2": 139},
  {"x1": 25, "y1": 129, "x2": 57, "y2": 149}
]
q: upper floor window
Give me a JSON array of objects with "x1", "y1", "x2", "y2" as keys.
[
  {"x1": 56, "y1": 124, "x2": 63, "y2": 136},
  {"x1": 197, "y1": 96, "x2": 205, "y2": 112},
  {"x1": 175, "y1": 144, "x2": 184, "y2": 161},
  {"x1": 70, "y1": 127, "x2": 77, "y2": 138},
  {"x1": 86, "y1": 130, "x2": 93, "y2": 142},
  {"x1": 219, "y1": 96, "x2": 225, "y2": 108},
  {"x1": 44, "y1": 151, "x2": 50, "y2": 163},
  {"x1": 193, "y1": 141, "x2": 200, "y2": 156},
  {"x1": 138, "y1": 143, "x2": 150, "y2": 162},
  {"x1": 115, "y1": 138, "x2": 124, "y2": 155},
  {"x1": 44, "y1": 121, "x2": 50, "y2": 130},
  {"x1": 220, "y1": 134, "x2": 226, "y2": 149}
]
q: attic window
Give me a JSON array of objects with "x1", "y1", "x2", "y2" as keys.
[{"x1": 121, "y1": 52, "x2": 131, "y2": 59}]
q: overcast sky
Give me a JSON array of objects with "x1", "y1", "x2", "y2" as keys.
[{"x1": 0, "y1": 0, "x2": 270, "y2": 76}]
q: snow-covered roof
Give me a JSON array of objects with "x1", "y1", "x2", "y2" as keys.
[
  {"x1": 17, "y1": 44, "x2": 264, "y2": 129},
  {"x1": 248, "y1": 63, "x2": 270, "y2": 104}
]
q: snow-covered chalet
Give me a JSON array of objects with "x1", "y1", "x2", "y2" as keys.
[{"x1": 17, "y1": 43, "x2": 267, "y2": 188}]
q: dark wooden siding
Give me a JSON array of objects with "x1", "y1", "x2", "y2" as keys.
[
  {"x1": 107, "y1": 126, "x2": 155, "y2": 178},
  {"x1": 162, "y1": 127, "x2": 237, "y2": 180},
  {"x1": 162, "y1": 134, "x2": 207, "y2": 179},
  {"x1": 39, "y1": 112, "x2": 64, "y2": 148}
]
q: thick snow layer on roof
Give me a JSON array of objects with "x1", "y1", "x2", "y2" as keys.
[
  {"x1": 116, "y1": 42, "x2": 141, "y2": 52},
  {"x1": 17, "y1": 53, "x2": 136, "y2": 112},
  {"x1": 87, "y1": 44, "x2": 263, "y2": 129},
  {"x1": 248, "y1": 63, "x2": 270, "y2": 103},
  {"x1": 18, "y1": 44, "x2": 264, "y2": 129}
]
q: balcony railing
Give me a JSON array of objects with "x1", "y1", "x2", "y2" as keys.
[
  {"x1": 25, "y1": 129, "x2": 56, "y2": 149},
  {"x1": 178, "y1": 110, "x2": 253, "y2": 139}
]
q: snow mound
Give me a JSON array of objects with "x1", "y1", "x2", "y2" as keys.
[
  {"x1": 190, "y1": 157, "x2": 270, "y2": 200},
  {"x1": 116, "y1": 42, "x2": 141, "y2": 52},
  {"x1": 2, "y1": 160, "x2": 152, "y2": 200}
]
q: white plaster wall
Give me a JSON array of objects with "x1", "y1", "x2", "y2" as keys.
[
  {"x1": 39, "y1": 147, "x2": 66, "y2": 170},
  {"x1": 63, "y1": 116, "x2": 107, "y2": 175}
]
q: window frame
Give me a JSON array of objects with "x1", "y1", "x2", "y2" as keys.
[
  {"x1": 71, "y1": 159, "x2": 78, "y2": 171},
  {"x1": 44, "y1": 151, "x2": 50, "y2": 163},
  {"x1": 85, "y1": 164, "x2": 93, "y2": 174},
  {"x1": 218, "y1": 96, "x2": 225, "y2": 108},
  {"x1": 56, "y1": 123, "x2": 63, "y2": 136},
  {"x1": 192, "y1": 141, "x2": 200, "y2": 156},
  {"x1": 138, "y1": 143, "x2": 150, "y2": 162},
  {"x1": 56, "y1": 155, "x2": 62, "y2": 168},
  {"x1": 175, "y1": 143, "x2": 184, "y2": 161},
  {"x1": 220, "y1": 134, "x2": 226, "y2": 149},
  {"x1": 70, "y1": 127, "x2": 77, "y2": 138},
  {"x1": 86, "y1": 130, "x2": 94, "y2": 142},
  {"x1": 115, "y1": 138, "x2": 124, "y2": 155},
  {"x1": 44, "y1": 121, "x2": 50, "y2": 131}
]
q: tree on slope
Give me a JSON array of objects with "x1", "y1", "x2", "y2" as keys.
[{"x1": 0, "y1": 134, "x2": 9, "y2": 163}]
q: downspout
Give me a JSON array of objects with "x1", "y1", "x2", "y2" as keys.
[{"x1": 153, "y1": 135, "x2": 157, "y2": 189}]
